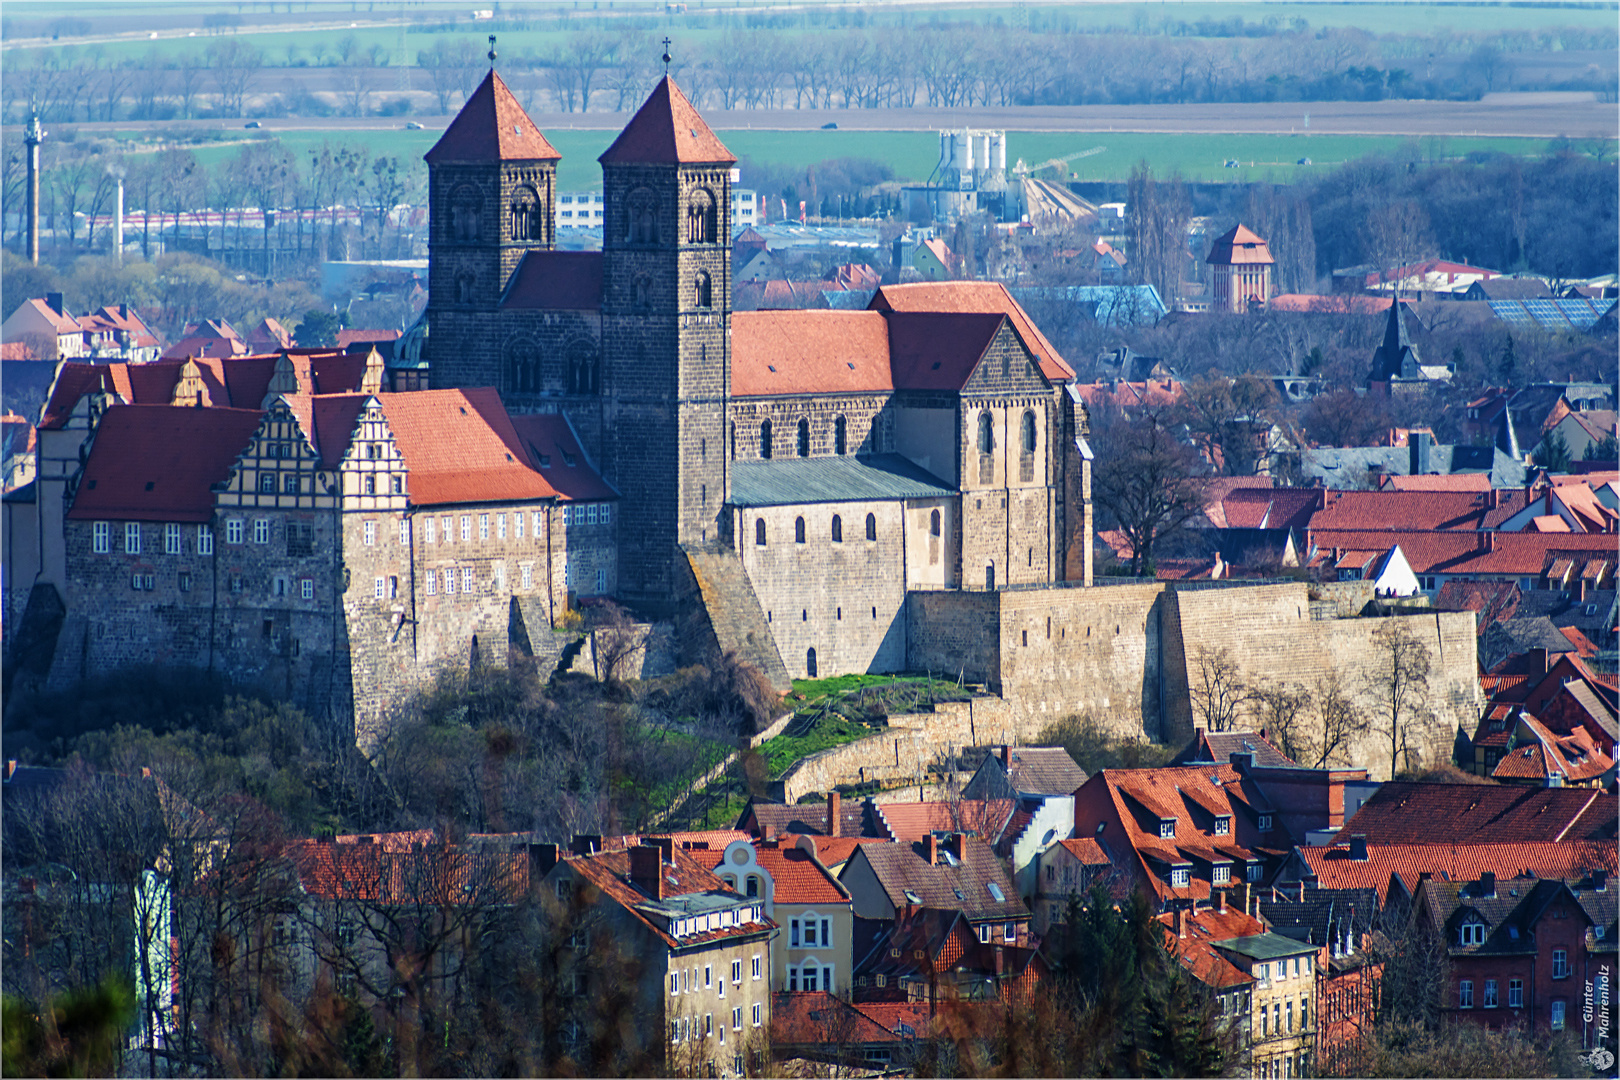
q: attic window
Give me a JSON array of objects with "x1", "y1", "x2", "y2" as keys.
[
  {"x1": 145, "y1": 481, "x2": 154, "y2": 491},
  {"x1": 903, "y1": 890, "x2": 921, "y2": 905},
  {"x1": 513, "y1": 124, "x2": 522, "y2": 134},
  {"x1": 846, "y1": 362, "x2": 855, "y2": 370},
  {"x1": 953, "y1": 888, "x2": 965, "y2": 901},
  {"x1": 690, "y1": 128, "x2": 699, "y2": 139},
  {"x1": 1159, "y1": 821, "x2": 1176, "y2": 839},
  {"x1": 563, "y1": 452, "x2": 576, "y2": 467},
  {"x1": 538, "y1": 454, "x2": 550, "y2": 468}
]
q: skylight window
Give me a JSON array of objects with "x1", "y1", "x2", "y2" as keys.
[
  {"x1": 903, "y1": 890, "x2": 921, "y2": 905},
  {"x1": 987, "y1": 883, "x2": 1006, "y2": 902}
]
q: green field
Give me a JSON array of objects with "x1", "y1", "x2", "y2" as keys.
[{"x1": 180, "y1": 126, "x2": 1567, "y2": 190}]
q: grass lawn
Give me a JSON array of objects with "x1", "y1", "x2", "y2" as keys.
[{"x1": 758, "y1": 712, "x2": 875, "y2": 779}]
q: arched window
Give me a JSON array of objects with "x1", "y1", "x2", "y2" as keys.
[
  {"x1": 760, "y1": 420, "x2": 772, "y2": 460},
  {"x1": 834, "y1": 415, "x2": 848, "y2": 455},
  {"x1": 977, "y1": 411, "x2": 994, "y2": 454},
  {"x1": 566, "y1": 340, "x2": 598, "y2": 394},
  {"x1": 1021, "y1": 410, "x2": 1037, "y2": 454},
  {"x1": 930, "y1": 509, "x2": 941, "y2": 537},
  {"x1": 797, "y1": 419, "x2": 811, "y2": 458},
  {"x1": 986, "y1": 564, "x2": 996, "y2": 590},
  {"x1": 729, "y1": 422, "x2": 737, "y2": 460},
  {"x1": 865, "y1": 513, "x2": 877, "y2": 541},
  {"x1": 795, "y1": 517, "x2": 806, "y2": 544},
  {"x1": 806, "y1": 648, "x2": 818, "y2": 678},
  {"x1": 687, "y1": 189, "x2": 717, "y2": 244},
  {"x1": 626, "y1": 188, "x2": 656, "y2": 244},
  {"x1": 448, "y1": 184, "x2": 482, "y2": 242},
  {"x1": 746, "y1": 875, "x2": 760, "y2": 898},
  {"x1": 755, "y1": 519, "x2": 767, "y2": 546},
  {"x1": 632, "y1": 275, "x2": 651, "y2": 310},
  {"x1": 509, "y1": 184, "x2": 543, "y2": 242},
  {"x1": 505, "y1": 336, "x2": 541, "y2": 393},
  {"x1": 831, "y1": 515, "x2": 842, "y2": 542},
  {"x1": 693, "y1": 271, "x2": 712, "y2": 309}
]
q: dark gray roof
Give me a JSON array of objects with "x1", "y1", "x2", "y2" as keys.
[
  {"x1": 964, "y1": 747, "x2": 1088, "y2": 798},
  {"x1": 1480, "y1": 616, "x2": 1579, "y2": 671},
  {"x1": 1172, "y1": 729, "x2": 1297, "y2": 769},
  {"x1": 1300, "y1": 444, "x2": 1527, "y2": 490},
  {"x1": 1213, "y1": 932, "x2": 1320, "y2": 962},
  {"x1": 730, "y1": 453, "x2": 954, "y2": 507}
]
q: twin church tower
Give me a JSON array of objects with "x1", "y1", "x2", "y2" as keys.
[{"x1": 422, "y1": 65, "x2": 735, "y2": 603}]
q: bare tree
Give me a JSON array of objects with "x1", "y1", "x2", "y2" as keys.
[
  {"x1": 1248, "y1": 680, "x2": 1312, "y2": 763},
  {"x1": 206, "y1": 39, "x2": 264, "y2": 118},
  {"x1": 1365, "y1": 200, "x2": 1435, "y2": 299},
  {"x1": 1092, "y1": 403, "x2": 1209, "y2": 576},
  {"x1": 587, "y1": 600, "x2": 646, "y2": 685},
  {"x1": 1307, "y1": 672, "x2": 1369, "y2": 768},
  {"x1": 337, "y1": 55, "x2": 378, "y2": 118},
  {"x1": 1360, "y1": 620, "x2": 1433, "y2": 778},
  {"x1": 1190, "y1": 646, "x2": 1251, "y2": 733}
]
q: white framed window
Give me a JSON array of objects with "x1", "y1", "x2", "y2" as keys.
[
  {"x1": 497, "y1": 513, "x2": 506, "y2": 539},
  {"x1": 493, "y1": 562, "x2": 506, "y2": 590},
  {"x1": 426, "y1": 518, "x2": 436, "y2": 543},
  {"x1": 1214, "y1": 865, "x2": 1231, "y2": 885},
  {"x1": 93, "y1": 522, "x2": 110, "y2": 553},
  {"x1": 253, "y1": 518, "x2": 270, "y2": 544},
  {"x1": 1258, "y1": 815, "x2": 1273, "y2": 830},
  {"x1": 1461, "y1": 922, "x2": 1485, "y2": 947},
  {"x1": 731, "y1": 960, "x2": 741, "y2": 984},
  {"x1": 515, "y1": 512, "x2": 524, "y2": 539},
  {"x1": 978, "y1": 923, "x2": 991, "y2": 943},
  {"x1": 533, "y1": 511, "x2": 544, "y2": 537},
  {"x1": 165, "y1": 523, "x2": 183, "y2": 554},
  {"x1": 462, "y1": 567, "x2": 474, "y2": 593},
  {"x1": 1172, "y1": 868, "x2": 1190, "y2": 888},
  {"x1": 563, "y1": 505, "x2": 573, "y2": 526},
  {"x1": 704, "y1": 1014, "x2": 712, "y2": 1038},
  {"x1": 587, "y1": 504, "x2": 598, "y2": 525},
  {"x1": 732, "y1": 1006, "x2": 741, "y2": 1031},
  {"x1": 1552, "y1": 949, "x2": 1569, "y2": 978},
  {"x1": 479, "y1": 514, "x2": 489, "y2": 540},
  {"x1": 301, "y1": 579, "x2": 314, "y2": 600},
  {"x1": 1004, "y1": 921, "x2": 1016, "y2": 942},
  {"x1": 426, "y1": 570, "x2": 437, "y2": 595},
  {"x1": 1484, "y1": 979, "x2": 1498, "y2": 1008},
  {"x1": 125, "y1": 522, "x2": 142, "y2": 554},
  {"x1": 600, "y1": 503, "x2": 611, "y2": 525},
  {"x1": 1459, "y1": 980, "x2": 1474, "y2": 1008},
  {"x1": 704, "y1": 965, "x2": 713, "y2": 988},
  {"x1": 374, "y1": 577, "x2": 385, "y2": 599},
  {"x1": 441, "y1": 516, "x2": 452, "y2": 543},
  {"x1": 1159, "y1": 821, "x2": 1175, "y2": 839},
  {"x1": 751, "y1": 955, "x2": 762, "y2": 980},
  {"x1": 670, "y1": 973, "x2": 679, "y2": 996},
  {"x1": 460, "y1": 515, "x2": 471, "y2": 541},
  {"x1": 1214, "y1": 816, "x2": 1231, "y2": 836},
  {"x1": 595, "y1": 568, "x2": 606, "y2": 593},
  {"x1": 521, "y1": 564, "x2": 533, "y2": 590},
  {"x1": 364, "y1": 521, "x2": 376, "y2": 546},
  {"x1": 443, "y1": 567, "x2": 454, "y2": 594},
  {"x1": 751, "y1": 1003, "x2": 761, "y2": 1027},
  {"x1": 399, "y1": 518, "x2": 409, "y2": 545},
  {"x1": 198, "y1": 525, "x2": 213, "y2": 555},
  {"x1": 1509, "y1": 979, "x2": 1522, "y2": 1008}
]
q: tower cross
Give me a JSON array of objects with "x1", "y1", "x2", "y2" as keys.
[
  {"x1": 488, "y1": 35, "x2": 497, "y2": 68},
  {"x1": 661, "y1": 37, "x2": 672, "y2": 73}
]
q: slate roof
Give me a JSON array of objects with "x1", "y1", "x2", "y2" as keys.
[
  {"x1": 1300, "y1": 443, "x2": 1526, "y2": 489},
  {"x1": 65, "y1": 405, "x2": 264, "y2": 522},
  {"x1": 1341, "y1": 782, "x2": 1614, "y2": 846},
  {"x1": 969, "y1": 746, "x2": 1088, "y2": 797},
  {"x1": 1206, "y1": 224, "x2": 1275, "y2": 266},
  {"x1": 424, "y1": 68, "x2": 560, "y2": 163},
  {"x1": 870, "y1": 282, "x2": 1075, "y2": 382},
  {"x1": 843, "y1": 837, "x2": 1027, "y2": 923},
  {"x1": 1299, "y1": 840, "x2": 1618, "y2": 903},
  {"x1": 740, "y1": 798, "x2": 882, "y2": 840},
  {"x1": 1257, "y1": 885, "x2": 1380, "y2": 948},
  {"x1": 730, "y1": 454, "x2": 954, "y2": 507},
  {"x1": 1171, "y1": 729, "x2": 1297, "y2": 769},
  {"x1": 598, "y1": 76, "x2": 735, "y2": 165},
  {"x1": 502, "y1": 250, "x2": 605, "y2": 310}
]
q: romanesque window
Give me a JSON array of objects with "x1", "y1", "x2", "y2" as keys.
[
  {"x1": 865, "y1": 513, "x2": 877, "y2": 541},
  {"x1": 449, "y1": 184, "x2": 482, "y2": 242},
  {"x1": 1021, "y1": 410, "x2": 1037, "y2": 453},
  {"x1": 834, "y1": 415, "x2": 847, "y2": 455},
  {"x1": 831, "y1": 515, "x2": 842, "y2": 542},
  {"x1": 755, "y1": 519, "x2": 767, "y2": 546},
  {"x1": 507, "y1": 336, "x2": 541, "y2": 393},
  {"x1": 760, "y1": 420, "x2": 772, "y2": 460},
  {"x1": 1020, "y1": 410, "x2": 1037, "y2": 482},
  {"x1": 977, "y1": 411, "x2": 994, "y2": 454},
  {"x1": 693, "y1": 271, "x2": 712, "y2": 309},
  {"x1": 795, "y1": 517, "x2": 806, "y2": 544},
  {"x1": 930, "y1": 509, "x2": 941, "y2": 537},
  {"x1": 632, "y1": 275, "x2": 652, "y2": 310},
  {"x1": 986, "y1": 564, "x2": 996, "y2": 590},
  {"x1": 567, "y1": 340, "x2": 599, "y2": 394},
  {"x1": 796, "y1": 419, "x2": 810, "y2": 458},
  {"x1": 456, "y1": 270, "x2": 478, "y2": 305},
  {"x1": 509, "y1": 185, "x2": 543, "y2": 242},
  {"x1": 626, "y1": 189, "x2": 657, "y2": 244},
  {"x1": 806, "y1": 648, "x2": 818, "y2": 678},
  {"x1": 687, "y1": 189, "x2": 717, "y2": 244}
]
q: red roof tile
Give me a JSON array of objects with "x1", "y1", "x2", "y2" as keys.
[
  {"x1": 289, "y1": 837, "x2": 527, "y2": 904},
  {"x1": 598, "y1": 76, "x2": 735, "y2": 166},
  {"x1": 870, "y1": 282, "x2": 1075, "y2": 382},
  {"x1": 1342, "y1": 782, "x2": 1611, "y2": 845},
  {"x1": 1215, "y1": 487, "x2": 1322, "y2": 530},
  {"x1": 1056, "y1": 837, "x2": 1111, "y2": 865},
  {"x1": 1268, "y1": 294, "x2": 1392, "y2": 315},
  {"x1": 506, "y1": 413, "x2": 617, "y2": 502},
  {"x1": 731, "y1": 312, "x2": 892, "y2": 397},
  {"x1": 1310, "y1": 490, "x2": 1492, "y2": 532},
  {"x1": 1307, "y1": 528, "x2": 1616, "y2": 576},
  {"x1": 1380, "y1": 473, "x2": 1494, "y2": 492},
  {"x1": 872, "y1": 800, "x2": 1016, "y2": 844},
  {"x1": 1070, "y1": 379, "x2": 1185, "y2": 412},
  {"x1": 335, "y1": 329, "x2": 402, "y2": 349},
  {"x1": 1206, "y1": 223, "x2": 1275, "y2": 266},
  {"x1": 771, "y1": 992, "x2": 898, "y2": 1046},
  {"x1": 501, "y1": 251, "x2": 604, "y2": 310},
  {"x1": 1300, "y1": 840, "x2": 1618, "y2": 903},
  {"x1": 886, "y1": 312, "x2": 1010, "y2": 391},
  {"x1": 378, "y1": 389, "x2": 561, "y2": 506},
  {"x1": 424, "y1": 68, "x2": 560, "y2": 164},
  {"x1": 1159, "y1": 906, "x2": 1267, "y2": 990},
  {"x1": 564, "y1": 847, "x2": 770, "y2": 949},
  {"x1": 749, "y1": 846, "x2": 849, "y2": 905},
  {"x1": 66, "y1": 405, "x2": 263, "y2": 522}
]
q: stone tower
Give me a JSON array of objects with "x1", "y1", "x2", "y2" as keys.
[
  {"x1": 598, "y1": 77, "x2": 735, "y2": 606},
  {"x1": 422, "y1": 68, "x2": 560, "y2": 387}
]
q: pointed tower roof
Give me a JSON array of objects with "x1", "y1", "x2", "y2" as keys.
[
  {"x1": 1369, "y1": 300, "x2": 1424, "y2": 381},
  {"x1": 599, "y1": 76, "x2": 735, "y2": 166},
  {"x1": 424, "y1": 69, "x2": 560, "y2": 164},
  {"x1": 1206, "y1": 223, "x2": 1274, "y2": 266}
]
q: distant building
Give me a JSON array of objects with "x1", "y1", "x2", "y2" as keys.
[{"x1": 1206, "y1": 224, "x2": 1274, "y2": 314}]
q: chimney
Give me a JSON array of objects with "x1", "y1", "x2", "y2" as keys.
[
  {"x1": 1530, "y1": 647, "x2": 1550, "y2": 674},
  {"x1": 569, "y1": 834, "x2": 601, "y2": 857},
  {"x1": 1490, "y1": 488, "x2": 1501, "y2": 510},
  {"x1": 25, "y1": 112, "x2": 43, "y2": 265},
  {"x1": 113, "y1": 176, "x2": 124, "y2": 263},
  {"x1": 1349, "y1": 835, "x2": 1368, "y2": 861},
  {"x1": 947, "y1": 833, "x2": 965, "y2": 863},
  {"x1": 1409, "y1": 430, "x2": 1432, "y2": 476},
  {"x1": 1299, "y1": 880, "x2": 1306, "y2": 902},
  {"x1": 1487, "y1": 531, "x2": 1496, "y2": 552},
  {"x1": 629, "y1": 844, "x2": 664, "y2": 900},
  {"x1": 926, "y1": 833, "x2": 939, "y2": 866},
  {"x1": 1215, "y1": 889, "x2": 1226, "y2": 914},
  {"x1": 318, "y1": 834, "x2": 333, "y2": 844},
  {"x1": 1000, "y1": 744, "x2": 1012, "y2": 768},
  {"x1": 827, "y1": 791, "x2": 842, "y2": 838},
  {"x1": 650, "y1": 836, "x2": 675, "y2": 864},
  {"x1": 1476, "y1": 872, "x2": 1496, "y2": 899},
  {"x1": 1229, "y1": 751, "x2": 1255, "y2": 772},
  {"x1": 994, "y1": 946, "x2": 1005, "y2": 977},
  {"x1": 1175, "y1": 902, "x2": 1186, "y2": 938},
  {"x1": 46, "y1": 292, "x2": 65, "y2": 317},
  {"x1": 530, "y1": 842, "x2": 560, "y2": 877}
]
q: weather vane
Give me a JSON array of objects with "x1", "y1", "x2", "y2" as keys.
[
  {"x1": 661, "y1": 37, "x2": 672, "y2": 73},
  {"x1": 488, "y1": 35, "x2": 497, "y2": 69}
]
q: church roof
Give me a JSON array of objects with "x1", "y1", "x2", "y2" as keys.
[
  {"x1": 1206, "y1": 224, "x2": 1275, "y2": 266},
  {"x1": 1368, "y1": 301, "x2": 1424, "y2": 382},
  {"x1": 502, "y1": 251, "x2": 604, "y2": 311},
  {"x1": 731, "y1": 312, "x2": 892, "y2": 396},
  {"x1": 508, "y1": 413, "x2": 618, "y2": 502},
  {"x1": 886, "y1": 312, "x2": 1011, "y2": 391},
  {"x1": 869, "y1": 282, "x2": 1074, "y2": 382},
  {"x1": 730, "y1": 454, "x2": 954, "y2": 507},
  {"x1": 424, "y1": 69, "x2": 560, "y2": 164},
  {"x1": 598, "y1": 76, "x2": 735, "y2": 166}
]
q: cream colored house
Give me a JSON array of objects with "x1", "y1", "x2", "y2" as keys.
[{"x1": 714, "y1": 837, "x2": 853, "y2": 995}]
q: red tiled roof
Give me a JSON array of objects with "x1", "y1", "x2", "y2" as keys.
[
  {"x1": 1307, "y1": 529, "x2": 1616, "y2": 576},
  {"x1": 750, "y1": 846, "x2": 849, "y2": 905},
  {"x1": 501, "y1": 250, "x2": 604, "y2": 310},
  {"x1": 335, "y1": 329, "x2": 402, "y2": 348},
  {"x1": 1159, "y1": 906, "x2": 1267, "y2": 990},
  {"x1": 784, "y1": 835, "x2": 887, "y2": 868},
  {"x1": 847, "y1": 838, "x2": 1027, "y2": 922},
  {"x1": 289, "y1": 837, "x2": 528, "y2": 904},
  {"x1": 1342, "y1": 782, "x2": 1612, "y2": 846},
  {"x1": 598, "y1": 76, "x2": 734, "y2": 165},
  {"x1": 1381, "y1": 473, "x2": 1494, "y2": 492},
  {"x1": 1310, "y1": 490, "x2": 1492, "y2": 532},
  {"x1": 1070, "y1": 379, "x2": 1185, "y2": 412},
  {"x1": 378, "y1": 389, "x2": 561, "y2": 506},
  {"x1": 80, "y1": 305, "x2": 162, "y2": 349},
  {"x1": 1492, "y1": 715, "x2": 1614, "y2": 784},
  {"x1": 425, "y1": 68, "x2": 560, "y2": 164},
  {"x1": 872, "y1": 800, "x2": 1016, "y2": 844},
  {"x1": 1268, "y1": 294, "x2": 1392, "y2": 315},
  {"x1": 1299, "y1": 840, "x2": 1618, "y2": 903},
  {"x1": 1205, "y1": 223, "x2": 1274, "y2": 266},
  {"x1": 17, "y1": 297, "x2": 81, "y2": 335},
  {"x1": 731, "y1": 312, "x2": 892, "y2": 397},
  {"x1": 564, "y1": 847, "x2": 769, "y2": 949},
  {"x1": 1056, "y1": 837, "x2": 1111, "y2": 865},
  {"x1": 870, "y1": 282, "x2": 1075, "y2": 382},
  {"x1": 65, "y1": 405, "x2": 263, "y2": 522},
  {"x1": 886, "y1": 312, "x2": 1011, "y2": 391},
  {"x1": 771, "y1": 992, "x2": 899, "y2": 1046},
  {"x1": 849, "y1": 1001, "x2": 934, "y2": 1039},
  {"x1": 1560, "y1": 625, "x2": 1601, "y2": 657},
  {"x1": 1215, "y1": 487, "x2": 1321, "y2": 530},
  {"x1": 506, "y1": 413, "x2": 617, "y2": 502}
]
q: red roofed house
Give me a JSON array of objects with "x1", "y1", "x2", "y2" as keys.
[
  {"x1": 538, "y1": 840, "x2": 775, "y2": 1077},
  {"x1": 1206, "y1": 224, "x2": 1274, "y2": 313},
  {"x1": 77, "y1": 304, "x2": 163, "y2": 362},
  {"x1": 1489, "y1": 712, "x2": 1615, "y2": 788},
  {"x1": 1280, "y1": 837, "x2": 1618, "y2": 906},
  {"x1": 0, "y1": 294, "x2": 88, "y2": 360},
  {"x1": 712, "y1": 837, "x2": 853, "y2": 995},
  {"x1": 418, "y1": 68, "x2": 1091, "y2": 685}
]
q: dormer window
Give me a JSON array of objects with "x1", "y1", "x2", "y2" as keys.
[
  {"x1": 1460, "y1": 921, "x2": 1486, "y2": 947},
  {"x1": 1257, "y1": 814, "x2": 1273, "y2": 831},
  {"x1": 1159, "y1": 820, "x2": 1176, "y2": 840},
  {"x1": 1172, "y1": 868, "x2": 1190, "y2": 888},
  {"x1": 1213, "y1": 865, "x2": 1231, "y2": 885},
  {"x1": 1214, "y1": 816, "x2": 1231, "y2": 836}
]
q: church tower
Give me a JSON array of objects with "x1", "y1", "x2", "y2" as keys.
[
  {"x1": 598, "y1": 75, "x2": 734, "y2": 606},
  {"x1": 422, "y1": 63, "x2": 560, "y2": 388}
]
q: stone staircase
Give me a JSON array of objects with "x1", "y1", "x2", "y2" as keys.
[{"x1": 677, "y1": 548, "x2": 791, "y2": 693}]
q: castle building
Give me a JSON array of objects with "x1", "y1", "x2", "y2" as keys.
[
  {"x1": 1207, "y1": 224, "x2": 1274, "y2": 314},
  {"x1": 420, "y1": 66, "x2": 1092, "y2": 676}
]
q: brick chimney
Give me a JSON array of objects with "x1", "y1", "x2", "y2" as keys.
[
  {"x1": 925, "y1": 833, "x2": 939, "y2": 866},
  {"x1": 947, "y1": 833, "x2": 966, "y2": 863},
  {"x1": 995, "y1": 945, "x2": 1005, "y2": 977},
  {"x1": 1000, "y1": 745, "x2": 1012, "y2": 768},
  {"x1": 1215, "y1": 889, "x2": 1226, "y2": 914},
  {"x1": 649, "y1": 836, "x2": 675, "y2": 864},
  {"x1": 827, "y1": 791, "x2": 842, "y2": 838},
  {"x1": 1175, "y1": 902, "x2": 1186, "y2": 938},
  {"x1": 569, "y1": 834, "x2": 601, "y2": 856},
  {"x1": 1476, "y1": 871, "x2": 1496, "y2": 898},
  {"x1": 630, "y1": 844, "x2": 664, "y2": 900},
  {"x1": 530, "y1": 842, "x2": 560, "y2": 878}
]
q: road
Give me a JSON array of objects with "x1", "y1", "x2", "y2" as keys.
[{"x1": 11, "y1": 96, "x2": 1612, "y2": 141}]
